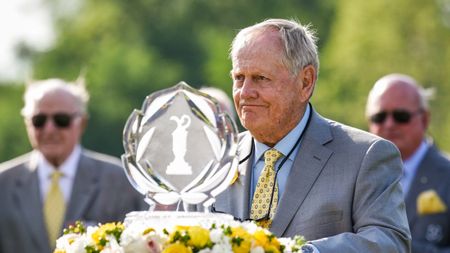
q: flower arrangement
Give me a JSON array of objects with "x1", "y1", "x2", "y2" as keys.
[{"x1": 54, "y1": 220, "x2": 305, "y2": 253}]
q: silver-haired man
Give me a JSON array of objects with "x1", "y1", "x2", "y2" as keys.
[{"x1": 0, "y1": 78, "x2": 147, "y2": 253}]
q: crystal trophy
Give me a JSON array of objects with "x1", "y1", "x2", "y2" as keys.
[{"x1": 122, "y1": 81, "x2": 238, "y2": 211}]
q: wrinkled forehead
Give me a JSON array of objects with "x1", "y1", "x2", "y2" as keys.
[
  {"x1": 231, "y1": 30, "x2": 285, "y2": 70},
  {"x1": 232, "y1": 27, "x2": 282, "y2": 59}
]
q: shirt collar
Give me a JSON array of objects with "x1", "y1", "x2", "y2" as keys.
[
  {"x1": 254, "y1": 104, "x2": 311, "y2": 162},
  {"x1": 403, "y1": 140, "x2": 429, "y2": 172},
  {"x1": 37, "y1": 145, "x2": 82, "y2": 180}
]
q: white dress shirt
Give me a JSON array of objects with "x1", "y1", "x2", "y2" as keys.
[{"x1": 37, "y1": 145, "x2": 81, "y2": 204}]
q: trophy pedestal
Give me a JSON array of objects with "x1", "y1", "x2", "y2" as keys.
[{"x1": 124, "y1": 211, "x2": 235, "y2": 232}]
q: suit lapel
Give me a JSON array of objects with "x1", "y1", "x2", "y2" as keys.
[
  {"x1": 271, "y1": 111, "x2": 333, "y2": 237},
  {"x1": 405, "y1": 146, "x2": 434, "y2": 227},
  {"x1": 65, "y1": 152, "x2": 100, "y2": 224},
  {"x1": 234, "y1": 133, "x2": 253, "y2": 220},
  {"x1": 216, "y1": 133, "x2": 253, "y2": 220},
  {"x1": 14, "y1": 158, "x2": 50, "y2": 251}
]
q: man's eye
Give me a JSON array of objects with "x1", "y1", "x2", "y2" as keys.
[
  {"x1": 233, "y1": 75, "x2": 244, "y2": 82},
  {"x1": 255, "y1": 75, "x2": 268, "y2": 81}
]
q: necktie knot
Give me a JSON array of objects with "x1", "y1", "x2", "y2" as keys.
[
  {"x1": 264, "y1": 149, "x2": 283, "y2": 166},
  {"x1": 50, "y1": 171, "x2": 63, "y2": 182}
]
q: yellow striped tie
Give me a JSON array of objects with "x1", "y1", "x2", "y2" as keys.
[
  {"x1": 44, "y1": 171, "x2": 66, "y2": 249},
  {"x1": 250, "y1": 149, "x2": 283, "y2": 228}
]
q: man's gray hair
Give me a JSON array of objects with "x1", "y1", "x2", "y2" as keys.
[
  {"x1": 230, "y1": 18, "x2": 319, "y2": 77},
  {"x1": 21, "y1": 77, "x2": 90, "y2": 117}
]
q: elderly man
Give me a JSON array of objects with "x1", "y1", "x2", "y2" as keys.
[
  {"x1": 366, "y1": 73, "x2": 450, "y2": 253},
  {"x1": 0, "y1": 78, "x2": 147, "y2": 253},
  {"x1": 212, "y1": 19, "x2": 411, "y2": 252}
]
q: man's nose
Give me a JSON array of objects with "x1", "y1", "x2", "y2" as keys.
[
  {"x1": 382, "y1": 114, "x2": 397, "y2": 128},
  {"x1": 240, "y1": 79, "x2": 257, "y2": 99},
  {"x1": 41, "y1": 118, "x2": 58, "y2": 131}
]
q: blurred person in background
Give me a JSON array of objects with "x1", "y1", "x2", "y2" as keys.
[
  {"x1": 366, "y1": 73, "x2": 450, "y2": 253},
  {"x1": 0, "y1": 78, "x2": 147, "y2": 253},
  {"x1": 199, "y1": 86, "x2": 237, "y2": 122}
]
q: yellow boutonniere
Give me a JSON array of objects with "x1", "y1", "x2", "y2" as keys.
[
  {"x1": 230, "y1": 170, "x2": 239, "y2": 185},
  {"x1": 417, "y1": 189, "x2": 447, "y2": 215}
]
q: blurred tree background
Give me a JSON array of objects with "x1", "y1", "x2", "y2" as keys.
[{"x1": 1, "y1": 0, "x2": 449, "y2": 162}]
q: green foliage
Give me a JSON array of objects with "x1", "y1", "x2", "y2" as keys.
[
  {"x1": 0, "y1": 0, "x2": 449, "y2": 162},
  {"x1": 2, "y1": 0, "x2": 331, "y2": 159},
  {"x1": 0, "y1": 85, "x2": 30, "y2": 162},
  {"x1": 317, "y1": 0, "x2": 450, "y2": 150}
]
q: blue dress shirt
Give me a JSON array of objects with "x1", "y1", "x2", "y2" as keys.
[
  {"x1": 401, "y1": 140, "x2": 429, "y2": 195},
  {"x1": 250, "y1": 104, "x2": 311, "y2": 205}
]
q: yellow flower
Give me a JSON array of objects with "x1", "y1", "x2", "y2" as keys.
[
  {"x1": 230, "y1": 170, "x2": 239, "y2": 185},
  {"x1": 143, "y1": 227, "x2": 155, "y2": 235},
  {"x1": 230, "y1": 227, "x2": 251, "y2": 253},
  {"x1": 232, "y1": 242, "x2": 251, "y2": 253},
  {"x1": 175, "y1": 225, "x2": 191, "y2": 231},
  {"x1": 253, "y1": 229, "x2": 281, "y2": 253},
  {"x1": 187, "y1": 226, "x2": 210, "y2": 248},
  {"x1": 91, "y1": 222, "x2": 124, "y2": 249},
  {"x1": 231, "y1": 227, "x2": 250, "y2": 238},
  {"x1": 162, "y1": 243, "x2": 192, "y2": 253},
  {"x1": 264, "y1": 244, "x2": 281, "y2": 253},
  {"x1": 53, "y1": 250, "x2": 66, "y2": 253}
]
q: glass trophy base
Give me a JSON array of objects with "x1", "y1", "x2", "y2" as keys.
[{"x1": 124, "y1": 211, "x2": 235, "y2": 231}]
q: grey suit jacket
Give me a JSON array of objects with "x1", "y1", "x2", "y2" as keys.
[
  {"x1": 214, "y1": 110, "x2": 411, "y2": 252},
  {"x1": 405, "y1": 145, "x2": 450, "y2": 253},
  {"x1": 0, "y1": 149, "x2": 147, "y2": 253}
]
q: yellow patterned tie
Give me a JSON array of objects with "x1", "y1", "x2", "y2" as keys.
[
  {"x1": 44, "y1": 171, "x2": 66, "y2": 249},
  {"x1": 250, "y1": 148, "x2": 283, "y2": 228}
]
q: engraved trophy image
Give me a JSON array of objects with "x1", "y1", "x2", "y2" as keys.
[
  {"x1": 122, "y1": 81, "x2": 238, "y2": 219},
  {"x1": 166, "y1": 115, "x2": 192, "y2": 175}
]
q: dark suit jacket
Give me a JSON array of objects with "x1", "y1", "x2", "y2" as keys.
[
  {"x1": 0, "y1": 149, "x2": 147, "y2": 253},
  {"x1": 214, "y1": 109, "x2": 411, "y2": 252},
  {"x1": 406, "y1": 145, "x2": 450, "y2": 253}
]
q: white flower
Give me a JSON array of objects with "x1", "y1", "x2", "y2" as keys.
[
  {"x1": 241, "y1": 221, "x2": 259, "y2": 234},
  {"x1": 250, "y1": 246, "x2": 265, "y2": 253},
  {"x1": 100, "y1": 235, "x2": 124, "y2": 253},
  {"x1": 211, "y1": 243, "x2": 232, "y2": 253},
  {"x1": 54, "y1": 216, "x2": 305, "y2": 253},
  {"x1": 209, "y1": 228, "x2": 226, "y2": 244},
  {"x1": 120, "y1": 223, "x2": 163, "y2": 253},
  {"x1": 101, "y1": 239, "x2": 124, "y2": 253},
  {"x1": 55, "y1": 233, "x2": 92, "y2": 253}
]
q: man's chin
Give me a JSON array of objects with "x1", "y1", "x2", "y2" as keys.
[
  {"x1": 242, "y1": 122, "x2": 260, "y2": 133},
  {"x1": 241, "y1": 116, "x2": 261, "y2": 130},
  {"x1": 39, "y1": 147, "x2": 62, "y2": 159}
]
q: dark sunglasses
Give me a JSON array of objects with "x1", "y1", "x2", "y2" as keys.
[
  {"x1": 31, "y1": 113, "x2": 79, "y2": 128},
  {"x1": 369, "y1": 109, "x2": 422, "y2": 124}
]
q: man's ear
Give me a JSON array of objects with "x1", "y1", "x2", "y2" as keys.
[
  {"x1": 422, "y1": 110, "x2": 431, "y2": 130},
  {"x1": 80, "y1": 115, "x2": 88, "y2": 133},
  {"x1": 299, "y1": 65, "x2": 316, "y2": 102}
]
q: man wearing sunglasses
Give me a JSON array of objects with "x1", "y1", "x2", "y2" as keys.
[
  {"x1": 366, "y1": 73, "x2": 450, "y2": 253},
  {"x1": 0, "y1": 78, "x2": 147, "y2": 253}
]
